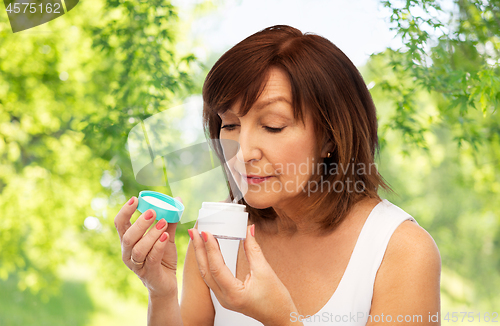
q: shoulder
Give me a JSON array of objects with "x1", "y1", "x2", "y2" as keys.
[
  {"x1": 384, "y1": 219, "x2": 441, "y2": 269},
  {"x1": 368, "y1": 219, "x2": 441, "y2": 323}
]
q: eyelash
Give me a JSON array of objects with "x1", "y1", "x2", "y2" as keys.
[{"x1": 221, "y1": 124, "x2": 285, "y2": 133}]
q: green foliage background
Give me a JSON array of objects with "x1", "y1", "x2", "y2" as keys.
[
  {"x1": 0, "y1": 0, "x2": 202, "y2": 323},
  {"x1": 369, "y1": 0, "x2": 500, "y2": 311},
  {"x1": 0, "y1": 0, "x2": 498, "y2": 324}
]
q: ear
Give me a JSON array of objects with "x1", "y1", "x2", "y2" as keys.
[{"x1": 320, "y1": 137, "x2": 335, "y2": 159}]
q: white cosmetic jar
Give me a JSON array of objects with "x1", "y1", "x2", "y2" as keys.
[{"x1": 196, "y1": 202, "x2": 249, "y2": 240}]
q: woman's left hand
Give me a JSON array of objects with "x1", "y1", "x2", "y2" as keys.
[{"x1": 189, "y1": 224, "x2": 300, "y2": 326}]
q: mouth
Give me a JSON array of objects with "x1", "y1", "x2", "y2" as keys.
[{"x1": 239, "y1": 173, "x2": 273, "y2": 184}]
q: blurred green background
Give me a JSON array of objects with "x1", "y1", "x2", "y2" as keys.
[{"x1": 0, "y1": 0, "x2": 499, "y2": 325}]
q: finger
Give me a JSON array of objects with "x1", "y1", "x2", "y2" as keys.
[
  {"x1": 203, "y1": 231, "x2": 243, "y2": 295},
  {"x1": 166, "y1": 196, "x2": 183, "y2": 243},
  {"x1": 121, "y1": 209, "x2": 157, "y2": 265},
  {"x1": 144, "y1": 231, "x2": 170, "y2": 272},
  {"x1": 190, "y1": 228, "x2": 222, "y2": 295},
  {"x1": 165, "y1": 222, "x2": 178, "y2": 244},
  {"x1": 114, "y1": 196, "x2": 138, "y2": 241},
  {"x1": 243, "y1": 224, "x2": 270, "y2": 272},
  {"x1": 130, "y1": 218, "x2": 169, "y2": 267}
]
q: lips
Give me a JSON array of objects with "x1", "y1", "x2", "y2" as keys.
[
  {"x1": 243, "y1": 174, "x2": 268, "y2": 178},
  {"x1": 239, "y1": 173, "x2": 273, "y2": 184}
]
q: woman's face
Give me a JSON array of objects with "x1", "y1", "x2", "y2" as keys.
[{"x1": 218, "y1": 67, "x2": 321, "y2": 211}]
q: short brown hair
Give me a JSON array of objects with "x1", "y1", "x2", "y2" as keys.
[{"x1": 202, "y1": 25, "x2": 391, "y2": 236}]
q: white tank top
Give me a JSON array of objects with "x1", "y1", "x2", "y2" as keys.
[{"x1": 209, "y1": 199, "x2": 419, "y2": 325}]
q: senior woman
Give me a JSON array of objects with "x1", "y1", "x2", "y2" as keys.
[{"x1": 114, "y1": 25, "x2": 441, "y2": 325}]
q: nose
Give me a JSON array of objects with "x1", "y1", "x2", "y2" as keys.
[{"x1": 236, "y1": 125, "x2": 261, "y2": 163}]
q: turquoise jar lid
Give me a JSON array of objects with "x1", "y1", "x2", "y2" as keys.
[{"x1": 137, "y1": 191, "x2": 184, "y2": 223}]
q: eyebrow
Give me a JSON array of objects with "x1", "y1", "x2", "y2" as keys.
[{"x1": 224, "y1": 96, "x2": 292, "y2": 116}]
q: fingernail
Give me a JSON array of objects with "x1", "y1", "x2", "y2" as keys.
[
  {"x1": 128, "y1": 197, "x2": 135, "y2": 205},
  {"x1": 156, "y1": 219, "x2": 166, "y2": 230},
  {"x1": 145, "y1": 210, "x2": 154, "y2": 220},
  {"x1": 188, "y1": 229, "x2": 194, "y2": 240},
  {"x1": 250, "y1": 224, "x2": 255, "y2": 237},
  {"x1": 160, "y1": 232, "x2": 168, "y2": 242},
  {"x1": 201, "y1": 231, "x2": 208, "y2": 242}
]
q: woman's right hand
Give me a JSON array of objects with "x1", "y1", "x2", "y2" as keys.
[{"x1": 114, "y1": 196, "x2": 181, "y2": 299}]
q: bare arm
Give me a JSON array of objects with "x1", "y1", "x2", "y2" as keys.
[
  {"x1": 367, "y1": 220, "x2": 441, "y2": 326},
  {"x1": 146, "y1": 222, "x2": 215, "y2": 326},
  {"x1": 148, "y1": 293, "x2": 184, "y2": 326},
  {"x1": 180, "y1": 225, "x2": 216, "y2": 326}
]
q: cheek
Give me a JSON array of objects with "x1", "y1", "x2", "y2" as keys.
[
  {"x1": 224, "y1": 156, "x2": 250, "y2": 198},
  {"x1": 272, "y1": 133, "x2": 317, "y2": 182},
  {"x1": 219, "y1": 138, "x2": 240, "y2": 163},
  {"x1": 225, "y1": 156, "x2": 240, "y2": 178}
]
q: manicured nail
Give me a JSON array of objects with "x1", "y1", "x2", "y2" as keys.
[
  {"x1": 188, "y1": 229, "x2": 194, "y2": 240},
  {"x1": 159, "y1": 232, "x2": 168, "y2": 242},
  {"x1": 201, "y1": 231, "x2": 208, "y2": 242},
  {"x1": 128, "y1": 197, "x2": 135, "y2": 205},
  {"x1": 145, "y1": 210, "x2": 154, "y2": 220},
  {"x1": 250, "y1": 224, "x2": 255, "y2": 237},
  {"x1": 156, "y1": 219, "x2": 166, "y2": 230}
]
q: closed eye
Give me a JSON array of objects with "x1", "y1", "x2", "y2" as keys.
[
  {"x1": 221, "y1": 125, "x2": 286, "y2": 133},
  {"x1": 221, "y1": 124, "x2": 239, "y2": 131},
  {"x1": 264, "y1": 126, "x2": 285, "y2": 133}
]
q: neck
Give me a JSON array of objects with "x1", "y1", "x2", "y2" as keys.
[{"x1": 267, "y1": 199, "x2": 324, "y2": 237}]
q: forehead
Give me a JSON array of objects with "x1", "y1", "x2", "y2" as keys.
[
  {"x1": 260, "y1": 68, "x2": 292, "y2": 99},
  {"x1": 226, "y1": 67, "x2": 292, "y2": 116}
]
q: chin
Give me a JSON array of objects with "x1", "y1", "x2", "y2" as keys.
[
  {"x1": 235, "y1": 178, "x2": 285, "y2": 209},
  {"x1": 242, "y1": 192, "x2": 276, "y2": 210}
]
